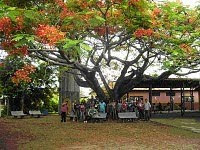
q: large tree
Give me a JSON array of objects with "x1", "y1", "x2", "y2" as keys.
[{"x1": 0, "y1": 0, "x2": 199, "y2": 101}]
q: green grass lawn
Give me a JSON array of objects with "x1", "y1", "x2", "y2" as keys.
[
  {"x1": 151, "y1": 117, "x2": 200, "y2": 137},
  {"x1": 1, "y1": 115, "x2": 200, "y2": 150}
]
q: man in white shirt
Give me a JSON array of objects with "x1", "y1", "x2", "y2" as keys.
[{"x1": 144, "y1": 99, "x2": 151, "y2": 121}]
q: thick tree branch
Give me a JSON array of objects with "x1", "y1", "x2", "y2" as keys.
[
  {"x1": 74, "y1": 75, "x2": 90, "y2": 87},
  {"x1": 97, "y1": 67, "x2": 111, "y2": 97}
]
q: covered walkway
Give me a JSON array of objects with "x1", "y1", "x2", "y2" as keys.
[{"x1": 129, "y1": 78, "x2": 200, "y2": 116}]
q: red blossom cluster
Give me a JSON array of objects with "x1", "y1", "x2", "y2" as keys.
[
  {"x1": 188, "y1": 17, "x2": 195, "y2": 24},
  {"x1": 9, "y1": 46, "x2": 28, "y2": 56},
  {"x1": 134, "y1": 28, "x2": 153, "y2": 38},
  {"x1": 152, "y1": 8, "x2": 161, "y2": 16},
  {"x1": 12, "y1": 64, "x2": 36, "y2": 85},
  {"x1": 55, "y1": 0, "x2": 67, "y2": 9},
  {"x1": 54, "y1": 0, "x2": 74, "y2": 19},
  {"x1": 0, "y1": 17, "x2": 12, "y2": 36},
  {"x1": 180, "y1": 44, "x2": 192, "y2": 53},
  {"x1": 77, "y1": 0, "x2": 90, "y2": 9},
  {"x1": 94, "y1": 26, "x2": 117, "y2": 36},
  {"x1": 96, "y1": 0, "x2": 105, "y2": 7},
  {"x1": 35, "y1": 24, "x2": 65, "y2": 45},
  {"x1": 16, "y1": 16, "x2": 24, "y2": 30},
  {"x1": 1, "y1": 40, "x2": 15, "y2": 50},
  {"x1": 128, "y1": 0, "x2": 140, "y2": 6},
  {"x1": 1, "y1": 40, "x2": 28, "y2": 57}
]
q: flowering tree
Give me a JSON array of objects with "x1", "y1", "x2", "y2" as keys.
[
  {"x1": 0, "y1": 0, "x2": 199, "y2": 101},
  {"x1": 0, "y1": 56, "x2": 58, "y2": 111}
]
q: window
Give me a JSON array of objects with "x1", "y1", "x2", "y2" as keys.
[
  {"x1": 166, "y1": 91, "x2": 175, "y2": 96},
  {"x1": 129, "y1": 96, "x2": 143, "y2": 101},
  {"x1": 152, "y1": 91, "x2": 160, "y2": 96}
]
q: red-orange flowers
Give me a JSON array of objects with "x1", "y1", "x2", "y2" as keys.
[
  {"x1": 12, "y1": 64, "x2": 36, "y2": 85},
  {"x1": 54, "y1": 0, "x2": 74, "y2": 19},
  {"x1": 152, "y1": 8, "x2": 161, "y2": 16},
  {"x1": 1, "y1": 40, "x2": 16, "y2": 50},
  {"x1": 128, "y1": 0, "x2": 140, "y2": 6},
  {"x1": 16, "y1": 16, "x2": 24, "y2": 30},
  {"x1": 94, "y1": 26, "x2": 117, "y2": 36},
  {"x1": 55, "y1": 0, "x2": 67, "y2": 9},
  {"x1": 0, "y1": 17, "x2": 12, "y2": 36},
  {"x1": 35, "y1": 24, "x2": 65, "y2": 45},
  {"x1": 9, "y1": 46, "x2": 28, "y2": 56},
  {"x1": 134, "y1": 28, "x2": 153, "y2": 38},
  {"x1": 180, "y1": 44, "x2": 192, "y2": 53}
]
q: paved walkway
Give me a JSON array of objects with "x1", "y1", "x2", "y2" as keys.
[{"x1": 151, "y1": 110, "x2": 200, "y2": 118}]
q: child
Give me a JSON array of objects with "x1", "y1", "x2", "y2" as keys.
[{"x1": 61, "y1": 101, "x2": 68, "y2": 122}]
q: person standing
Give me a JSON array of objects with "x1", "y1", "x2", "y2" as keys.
[
  {"x1": 61, "y1": 101, "x2": 68, "y2": 122},
  {"x1": 144, "y1": 99, "x2": 151, "y2": 121},
  {"x1": 99, "y1": 100, "x2": 106, "y2": 113},
  {"x1": 137, "y1": 99, "x2": 144, "y2": 120},
  {"x1": 74, "y1": 102, "x2": 80, "y2": 122},
  {"x1": 80, "y1": 102, "x2": 86, "y2": 121},
  {"x1": 122, "y1": 101, "x2": 127, "y2": 112}
]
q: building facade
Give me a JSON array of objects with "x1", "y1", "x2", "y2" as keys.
[{"x1": 128, "y1": 88, "x2": 199, "y2": 110}]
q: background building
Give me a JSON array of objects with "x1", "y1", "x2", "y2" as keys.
[{"x1": 128, "y1": 88, "x2": 199, "y2": 110}]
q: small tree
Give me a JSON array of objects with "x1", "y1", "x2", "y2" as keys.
[{"x1": 0, "y1": 0, "x2": 199, "y2": 101}]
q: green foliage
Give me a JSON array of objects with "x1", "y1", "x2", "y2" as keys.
[
  {"x1": 89, "y1": 15, "x2": 105, "y2": 27},
  {"x1": 40, "y1": 93, "x2": 58, "y2": 113},
  {"x1": 62, "y1": 38, "x2": 82, "y2": 50},
  {"x1": 0, "y1": 105, "x2": 7, "y2": 117},
  {"x1": 13, "y1": 34, "x2": 36, "y2": 47}
]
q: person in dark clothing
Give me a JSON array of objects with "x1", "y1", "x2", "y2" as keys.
[
  {"x1": 74, "y1": 102, "x2": 80, "y2": 121},
  {"x1": 158, "y1": 102, "x2": 162, "y2": 113},
  {"x1": 137, "y1": 99, "x2": 144, "y2": 120}
]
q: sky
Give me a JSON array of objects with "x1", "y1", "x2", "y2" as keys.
[
  {"x1": 156, "y1": 0, "x2": 199, "y2": 7},
  {"x1": 80, "y1": 0, "x2": 200, "y2": 97},
  {"x1": 176, "y1": 0, "x2": 199, "y2": 7}
]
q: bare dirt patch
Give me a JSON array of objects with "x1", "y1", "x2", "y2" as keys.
[{"x1": 0, "y1": 119, "x2": 33, "y2": 150}]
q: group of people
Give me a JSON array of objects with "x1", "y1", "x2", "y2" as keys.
[
  {"x1": 60, "y1": 97, "x2": 152, "y2": 122},
  {"x1": 60, "y1": 98, "x2": 107, "y2": 123},
  {"x1": 107, "y1": 98, "x2": 151, "y2": 121}
]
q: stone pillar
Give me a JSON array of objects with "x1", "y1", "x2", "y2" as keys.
[
  {"x1": 181, "y1": 83, "x2": 185, "y2": 116},
  {"x1": 149, "y1": 84, "x2": 152, "y2": 104},
  {"x1": 190, "y1": 88, "x2": 194, "y2": 110},
  {"x1": 58, "y1": 71, "x2": 80, "y2": 113},
  {"x1": 170, "y1": 88, "x2": 174, "y2": 111}
]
